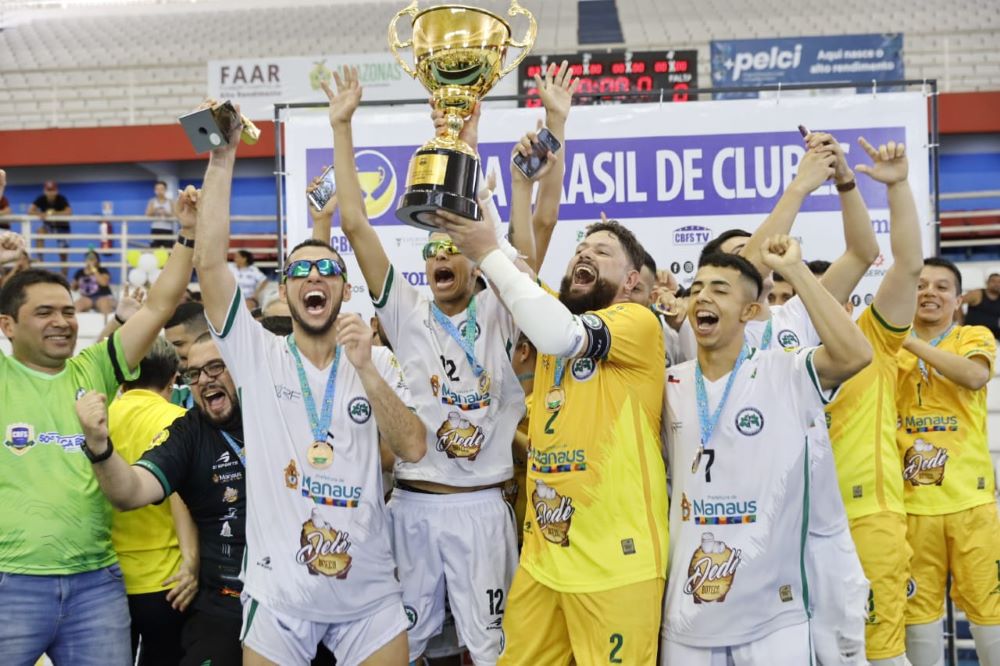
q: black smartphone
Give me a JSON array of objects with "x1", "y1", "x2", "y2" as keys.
[
  {"x1": 308, "y1": 164, "x2": 337, "y2": 212},
  {"x1": 513, "y1": 127, "x2": 562, "y2": 179},
  {"x1": 798, "y1": 124, "x2": 809, "y2": 138}
]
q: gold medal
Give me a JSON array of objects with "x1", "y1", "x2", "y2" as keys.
[
  {"x1": 478, "y1": 370, "x2": 492, "y2": 395},
  {"x1": 691, "y1": 445, "x2": 704, "y2": 474},
  {"x1": 307, "y1": 440, "x2": 334, "y2": 470},
  {"x1": 545, "y1": 386, "x2": 565, "y2": 412}
]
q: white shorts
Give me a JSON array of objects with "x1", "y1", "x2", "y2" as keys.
[
  {"x1": 388, "y1": 486, "x2": 517, "y2": 665},
  {"x1": 241, "y1": 595, "x2": 408, "y2": 666},
  {"x1": 660, "y1": 621, "x2": 812, "y2": 666},
  {"x1": 807, "y1": 528, "x2": 869, "y2": 665}
]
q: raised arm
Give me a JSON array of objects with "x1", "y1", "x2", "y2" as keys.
[
  {"x1": 531, "y1": 61, "x2": 577, "y2": 269},
  {"x1": 858, "y1": 138, "x2": 922, "y2": 327},
  {"x1": 321, "y1": 67, "x2": 391, "y2": 298},
  {"x1": 336, "y1": 314, "x2": 426, "y2": 463},
  {"x1": 806, "y1": 132, "x2": 880, "y2": 304},
  {"x1": 74, "y1": 392, "x2": 167, "y2": 510},
  {"x1": 761, "y1": 235, "x2": 872, "y2": 389},
  {"x1": 740, "y1": 147, "x2": 836, "y2": 276},
  {"x1": 117, "y1": 187, "x2": 198, "y2": 370},
  {"x1": 307, "y1": 172, "x2": 338, "y2": 243},
  {"x1": 191, "y1": 111, "x2": 242, "y2": 333}
]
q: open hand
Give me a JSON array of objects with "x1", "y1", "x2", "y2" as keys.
[
  {"x1": 534, "y1": 60, "x2": 578, "y2": 126},
  {"x1": 431, "y1": 209, "x2": 499, "y2": 263},
  {"x1": 855, "y1": 137, "x2": 908, "y2": 185},
  {"x1": 115, "y1": 285, "x2": 146, "y2": 322},
  {"x1": 176, "y1": 186, "x2": 200, "y2": 235},
  {"x1": 163, "y1": 559, "x2": 198, "y2": 612},
  {"x1": 321, "y1": 66, "x2": 362, "y2": 128}
]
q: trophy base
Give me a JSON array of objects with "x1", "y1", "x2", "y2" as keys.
[{"x1": 396, "y1": 148, "x2": 480, "y2": 230}]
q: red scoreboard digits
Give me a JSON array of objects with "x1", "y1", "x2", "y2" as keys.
[{"x1": 518, "y1": 50, "x2": 698, "y2": 107}]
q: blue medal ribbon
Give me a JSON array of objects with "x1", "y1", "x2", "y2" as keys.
[
  {"x1": 759, "y1": 318, "x2": 773, "y2": 350},
  {"x1": 553, "y1": 358, "x2": 567, "y2": 388},
  {"x1": 220, "y1": 431, "x2": 246, "y2": 468},
  {"x1": 913, "y1": 325, "x2": 954, "y2": 379},
  {"x1": 287, "y1": 336, "x2": 341, "y2": 444},
  {"x1": 695, "y1": 345, "x2": 749, "y2": 449},
  {"x1": 431, "y1": 298, "x2": 483, "y2": 378}
]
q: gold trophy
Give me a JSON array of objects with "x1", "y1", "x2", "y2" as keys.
[{"x1": 388, "y1": 0, "x2": 536, "y2": 229}]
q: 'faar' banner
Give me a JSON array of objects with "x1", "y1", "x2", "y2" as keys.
[{"x1": 283, "y1": 92, "x2": 932, "y2": 320}]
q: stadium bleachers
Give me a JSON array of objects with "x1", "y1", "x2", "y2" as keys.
[{"x1": 0, "y1": 0, "x2": 998, "y2": 130}]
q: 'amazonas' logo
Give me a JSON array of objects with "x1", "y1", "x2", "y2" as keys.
[{"x1": 355, "y1": 150, "x2": 397, "y2": 220}]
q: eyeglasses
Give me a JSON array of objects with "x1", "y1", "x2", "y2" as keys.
[
  {"x1": 181, "y1": 360, "x2": 228, "y2": 385},
  {"x1": 283, "y1": 258, "x2": 346, "y2": 281},
  {"x1": 421, "y1": 240, "x2": 461, "y2": 261}
]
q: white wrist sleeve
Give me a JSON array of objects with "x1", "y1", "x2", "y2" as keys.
[
  {"x1": 479, "y1": 249, "x2": 585, "y2": 357},
  {"x1": 479, "y1": 191, "x2": 520, "y2": 263}
]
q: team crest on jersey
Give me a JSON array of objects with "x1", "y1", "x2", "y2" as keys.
[
  {"x1": 532, "y1": 480, "x2": 574, "y2": 547},
  {"x1": 348, "y1": 397, "x2": 372, "y2": 424},
  {"x1": 285, "y1": 459, "x2": 300, "y2": 489},
  {"x1": 902, "y1": 439, "x2": 948, "y2": 485},
  {"x1": 735, "y1": 408, "x2": 764, "y2": 436},
  {"x1": 458, "y1": 320, "x2": 482, "y2": 341},
  {"x1": 296, "y1": 509, "x2": 353, "y2": 578},
  {"x1": 571, "y1": 358, "x2": 598, "y2": 381},
  {"x1": 776, "y1": 330, "x2": 800, "y2": 349},
  {"x1": 435, "y1": 411, "x2": 485, "y2": 460},
  {"x1": 150, "y1": 429, "x2": 170, "y2": 447},
  {"x1": 404, "y1": 605, "x2": 418, "y2": 630},
  {"x1": 222, "y1": 487, "x2": 239, "y2": 503},
  {"x1": 4, "y1": 423, "x2": 35, "y2": 456},
  {"x1": 581, "y1": 313, "x2": 603, "y2": 330},
  {"x1": 684, "y1": 532, "x2": 743, "y2": 604}
]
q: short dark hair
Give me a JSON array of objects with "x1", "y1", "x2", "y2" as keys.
[
  {"x1": 235, "y1": 249, "x2": 255, "y2": 265},
  {"x1": 584, "y1": 220, "x2": 645, "y2": 272},
  {"x1": 123, "y1": 337, "x2": 179, "y2": 392},
  {"x1": 285, "y1": 239, "x2": 347, "y2": 275},
  {"x1": 261, "y1": 315, "x2": 293, "y2": 336},
  {"x1": 640, "y1": 249, "x2": 656, "y2": 275},
  {"x1": 698, "y1": 252, "x2": 764, "y2": 301},
  {"x1": 924, "y1": 257, "x2": 962, "y2": 294},
  {"x1": 772, "y1": 271, "x2": 787, "y2": 283},
  {"x1": 165, "y1": 301, "x2": 208, "y2": 334},
  {"x1": 699, "y1": 229, "x2": 751, "y2": 265},
  {"x1": 807, "y1": 260, "x2": 831, "y2": 276},
  {"x1": 154, "y1": 180, "x2": 167, "y2": 188},
  {"x1": 0, "y1": 269, "x2": 71, "y2": 319}
]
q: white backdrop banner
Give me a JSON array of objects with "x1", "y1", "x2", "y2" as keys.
[{"x1": 283, "y1": 92, "x2": 932, "y2": 320}]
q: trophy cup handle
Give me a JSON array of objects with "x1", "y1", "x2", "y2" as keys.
[
  {"x1": 500, "y1": 0, "x2": 537, "y2": 78},
  {"x1": 388, "y1": 1, "x2": 421, "y2": 79}
]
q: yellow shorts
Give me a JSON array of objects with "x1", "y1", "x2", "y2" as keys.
[
  {"x1": 849, "y1": 511, "x2": 911, "y2": 660},
  {"x1": 906, "y1": 502, "x2": 1000, "y2": 625},
  {"x1": 497, "y1": 567, "x2": 664, "y2": 666}
]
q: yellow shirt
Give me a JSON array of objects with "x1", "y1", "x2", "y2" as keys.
[
  {"x1": 108, "y1": 388, "x2": 186, "y2": 594},
  {"x1": 895, "y1": 324, "x2": 996, "y2": 515},
  {"x1": 825, "y1": 306, "x2": 908, "y2": 519},
  {"x1": 522, "y1": 301, "x2": 668, "y2": 593}
]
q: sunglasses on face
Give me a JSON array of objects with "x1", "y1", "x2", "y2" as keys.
[
  {"x1": 283, "y1": 258, "x2": 346, "y2": 281},
  {"x1": 181, "y1": 360, "x2": 227, "y2": 385},
  {"x1": 421, "y1": 240, "x2": 462, "y2": 261}
]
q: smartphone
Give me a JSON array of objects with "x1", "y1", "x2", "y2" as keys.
[
  {"x1": 512, "y1": 127, "x2": 562, "y2": 180},
  {"x1": 797, "y1": 124, "x2": 809, "y2": 138},
  {"x1": 308, "y1": 164, "x2": 337, "y2": 211}
]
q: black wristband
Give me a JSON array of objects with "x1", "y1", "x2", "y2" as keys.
[
  {"x1": 114, "y1": 312, "x2": 126, "y2": 325},
  {"x1": 836, "y1": 180, "x2": 857, "y2": 193},
  {"x1": 82, "y1": 436, "x2": 114, "y2": 464},
  {"x1": 176, "y1": 235, "x2": 196, "y2": 249}
]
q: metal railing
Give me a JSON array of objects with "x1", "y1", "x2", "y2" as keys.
[{"x1": 939, "y1": 189, "x2": 1000, "y2": 250}]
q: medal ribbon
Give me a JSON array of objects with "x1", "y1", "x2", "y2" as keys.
[
  {"x1": 553, "y1": 357, "x2": 567, "y2": 388},
  {"x1": 220, "y1": 431, "x2": 246, "y2": 468},
  {"x1": 759, "y1": 318, "x2": 773, "y2": 350},
  {"x1": 913, "y1": 325, "x2": 954, "y2": 379},
  {"x1": 695, "y1": 345, "x2": 749, "y2": 448},
  {"x1": 287, "y1": 336, "x2": 341, "y2": 444},
  {"x1": 431, "y1": 299, "x2": 483, "y2": 378}
]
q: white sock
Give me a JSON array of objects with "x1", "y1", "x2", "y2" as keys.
[
  {"x1": 905, "y1": 621, "x2": 944, "y2": 666},
  {"x1": 971, "y1": 623, "x2": 1000, "y2": 666}
]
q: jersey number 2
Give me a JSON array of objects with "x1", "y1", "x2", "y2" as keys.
[
  {"x1": 609, "y1": 633, "x2": 624, "y2": 663},
  {"x1": 440, "y1": 355, "x2": 460, "y2": 382}
]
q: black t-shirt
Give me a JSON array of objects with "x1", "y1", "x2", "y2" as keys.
[
  {"x1": 32, "y1": 194, "x2": 71, "y2": 229},
  {"x1": 137, "y1": 407, "x2": 246, "y2": 620},
  {"x1": 73, "y1": 267, "x2": 113, "y2": 298}
]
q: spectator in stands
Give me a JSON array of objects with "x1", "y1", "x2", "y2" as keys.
[
  {"x1": 0, "y1": 169, "x2": 10, "y2": 230},
  {"x1": 962, "y1": 268, "x2": 1000, "y2": 339},
  {"x1": 0, "y1": 188, "x2": 199, "y2": 666},
  {"x1": 146, "y1": 180, "x2": 176, "y2": 248},
  {"x1": 108, "y1": 336, "x2": 198, "y2": 666},
  {"x1": 227, "y1": 249, "x2": 267, "y2": 308},
  {"x1": 73, "y1": 249, "x2": 116, "y2": 314},
  {"x1": 27, "y1": 180, "x2": 72, "y2": 274},
  {"x1": 768, "y1": 271, "x2": 795, "y2": 305}
]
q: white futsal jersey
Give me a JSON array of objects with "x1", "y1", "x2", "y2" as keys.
[
  {"x1": 373, "y1": 266, "x2": 524, "y2": 486},
  {"x1": 663, "y1": 347, "x2": 836, "y2": 647},
  {"x1": 212, "y1": 287, "x2": 404, "y2": 623}
]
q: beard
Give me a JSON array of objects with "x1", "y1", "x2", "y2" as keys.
[
  {"x1": 287, "y1": 298, "x2": 340, "y2": 336},
  {"x1": 558, "y1": 274, "x2": 618, "y2": 315}
]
